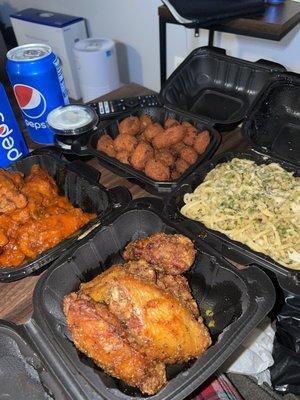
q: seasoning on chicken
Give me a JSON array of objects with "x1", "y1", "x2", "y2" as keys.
[
  {"x1": 97, "y1": 134, "x2": 116, "y2": 157},
  {"x1": 96, "y1": 115, "x2": 211, "y2": 181},
  {"x1": 0, "y1": 169, "x2": 27, "y2": 213},
  {"x1": 118, "y1": 116, "x2": 140, "y2": 136},
  {"x1": 144, "y1": 159, "x2": 170, "y2": 181},
  {"x1": 64, "y1": 234, "x2": 211, "y2": 395},
  {"x1": 194, "y1": 130, "x2": 211, "y2": 154},
  {"x1": 130, "y1": 141, "x2": 154, "y2": 171},
  {"x1": 123, "y1": 233, "x2": 196, "y2": 275},
  {"x1": 114, "y1": 133, "x2": 137, "y2": 153},
  {"x1": 64, "y1": 292, "x2": 166, "y2": 395},
  {"x1": 0, "y1": 165, "x2": 95, "y2": 268}
]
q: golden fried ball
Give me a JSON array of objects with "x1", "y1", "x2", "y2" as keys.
[
  {"x1": 118, "y1": 116, "x2": 141, "y2": 136},
  {"x1": 97, "y1": 134, "x2": 116, "y2": 157},
  {"x1": 152, "y1": 125, "x2": 184, "y2": 149},
  {"x1": 179, "y1": 146, "x2": 198, "y2": 165},
  {"x1": 182, "y1": 122, "x2": 197, "y2": 146},
  {"x1": 144, "y1": 159, "x2": 170, "y2": 181},
  {"x1": 114, "y1": 134, "x2": 137, "y2": 153},
  {"x1": 171, "y1": 169, "x2": 181, "y2": 181},
  {"x1": 175, "y1": 158, "x2": 190, "y2": 175},
  {"x1": 115, "y1": 151, "x2": 130, "y2": 164},
  {"x1": 139, "y1": 115, "x2": 153, "y2": 131},
  {"x1": 130, "y1": 141, "x2": 154, "y2": 171},
  {"x1": 155, "y1": 149, "x2": 175, "y2": 168},
  {"x1": 194, "y1": 130, "x2": 210, "y2": 154},
  {"x1": 164, "y1": 118, "x2": 180, "y2": 129},
  {"x1": 144, "y1": 123, "x2": 164, "y2": 142},
  {"x1": 171, "y1": 141, "x2": 185, "y2": 155}
]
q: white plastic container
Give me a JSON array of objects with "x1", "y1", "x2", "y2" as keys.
[
  {"x1": 74, "y1": 38, "x2": 120, "y2": 103},
  {"x1": 10, "y1": 8, "x2": 87, "y2": 100}
]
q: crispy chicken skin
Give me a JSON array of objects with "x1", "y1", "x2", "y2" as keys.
[
  {"x1": 97, "y1": 134, "x2": 116, "y2": 158},
  {"x1": 123, "y1": 233, "x2": 196, "y2": 275},
  {"x1": 80, "y1": 265, "x2": 211, "y2": 366},
  {"x1": 64, "y1": 293, "x2": 166, "y2": 395},
  {"x1": 118, "y1": 116, "x2": 141, "y2": 136},
  {"x1": 96, "y1": 115, "x2": 211, "y2": 181},
  {"x1": 64, "y1": 234, "x2": 211, "y2": 395},
  {"x1": 0, "y1": 165, "x2": 95, "y2": 268},
  {"x1": 0, "y1": 169, "x2": 27, "y2": 213}
]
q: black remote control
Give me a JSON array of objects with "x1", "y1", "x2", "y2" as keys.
[{"x1": 91, "y1": 94, "x2": 161, "y2": 119}]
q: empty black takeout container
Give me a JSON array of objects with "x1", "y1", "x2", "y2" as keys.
[
  {"x1": 159, "y1": 46, "x2": 285, "y2": 131},
  {"x1": 166, "y1": 72, "x2": 300, "y2": 280},
  {"x1": 0, "y1": 198, "x2": 275, "y2": 400},
  {"x1": 82, "y1": 106, "x2": 220, "y2": 196},
  {"x1": 0, "y1": 147, "x2": 131, "y2": 282}
]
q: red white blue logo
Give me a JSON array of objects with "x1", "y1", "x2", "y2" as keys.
[{"x1": 13, "y1": 84, "x2": 46, "y2": 119}]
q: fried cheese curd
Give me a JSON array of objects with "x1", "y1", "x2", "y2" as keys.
[
  {"x1": 0, "y1": 165, "x2": 95, "y2": 268},
  {"x1": 64, "y1": 233, "x2": 211, "y2": 395},
  {"x1": 96, "y1": 115, "x2": 211, "y2": 181}
]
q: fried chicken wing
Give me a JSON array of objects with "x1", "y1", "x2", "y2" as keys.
[
  {"x1": 0, "y1": 165, "x2": 95, "y2": 268},
  {"x1": 123, "y1": 233, "x2": 196, "y2": 275},
  {"x1": 80, "y1": 265, "x2": 211, "y2": 364},
  {"x1": 18, "y1": 210, "x2": 92, "y2": 259},
  {"x1": 64, "y1": 234, "x2": 211, "y2": 395},
  {"x1": 0, "y1": 169, "x2": 27, "y2": 213},
  {"x1": 64, "y1": 293, "x2": 166, "y2": 395}
]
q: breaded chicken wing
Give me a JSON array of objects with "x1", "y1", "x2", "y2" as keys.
[
  {"x1": 0, "y1": 169, "x2": 27, "y2": 213},
  {"x1": 80, "y1": 265, "x2": 211, "y2": 364},
  {"x1": 64, "y1": 293, "x2": 166, "y2": 395},
  {"x1": 123, "y1": 233, "x2": 196, "y2": 274}
]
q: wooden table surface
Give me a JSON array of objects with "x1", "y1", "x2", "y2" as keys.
[{"x1": 0, "y1": 83, "x2": 249, "y2": 326}]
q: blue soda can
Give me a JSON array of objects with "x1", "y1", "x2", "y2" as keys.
[
  {"x1": 0, "y1": 81, "x2": 28, "y2": 167},
  {"x1": 6, "y1": 43, "x2": 69, "y2": 144}
]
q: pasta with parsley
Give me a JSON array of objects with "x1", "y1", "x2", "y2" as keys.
[{"x1": 181, "y1": 158, "x2": 300, "y2": 270}]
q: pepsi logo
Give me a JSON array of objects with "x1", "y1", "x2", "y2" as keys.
[{"x1": 14, "y1": 84, "x2": 46, "y2": 119}]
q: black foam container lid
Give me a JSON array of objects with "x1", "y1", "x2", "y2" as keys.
[
  {"x1": 166, "y1": 72, "x2": 300, "y2": 281},
  {"x1": 0, "y1": 198, "x2": 275, "y2": 400},
  {"x1": 159, "y1": 46, "x2": 285, "y2": 131},
  {"x1": 0, "y1": 147, "x2": 131, "y2": 282},
  {"x1": 243, "y1": 72, "x2": 300, "y2": 168}
]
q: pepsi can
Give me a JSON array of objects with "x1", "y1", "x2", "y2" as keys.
[
  {"x1": 0, "y1": 81, "x2": 28, "y2": 167},
  {"x1": 6, "y1": 43, "x2": 69, "y2": 145}
]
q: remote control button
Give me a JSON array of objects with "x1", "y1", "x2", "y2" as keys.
[
  {"x1": 110, "y1": 101, "x2": 114, "y2": 113},
  {"x1": 104, "y1": 101, "x2": 110, "y2": 113},
  {"x1": 98, "y1": 102, "x2": 105, "y2": 114},
  {"x1": 124, "y1": 98, "x2": 139, "y2": 107}
]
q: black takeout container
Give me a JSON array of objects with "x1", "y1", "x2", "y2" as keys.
[
  {"x1": 73, "y1": 46, "x2": 284, "y2": 196},
  {"x1": 81, "y1": 105, "x2": 221, "y2": 196},
  {"x1": 0, "y1": 198, "x2": 275, "y2": 400},
  {"x1": 166, "y1": 72, "x2": 300, "y2": 280},
  {"x1": 0, "y1": 147, "x2": 131, "y2": 282},
  {"x1": 159, "y1": 46, "x2": 285, "y2": 132}
]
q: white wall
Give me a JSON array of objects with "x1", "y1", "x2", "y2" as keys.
[{"x1": 1, "y1": 0, "x2": 299, "y2": 91}]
